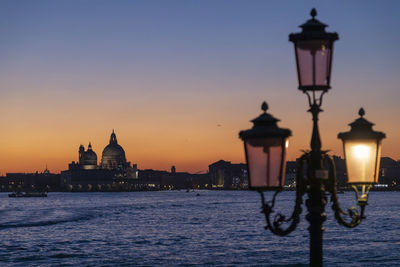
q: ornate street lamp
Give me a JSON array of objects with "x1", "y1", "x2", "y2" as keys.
[
  {"x1": 338, "y1": 108, "x2": 386, "y2": 205},
  {"x1": 239, "y1": 102, "x2": 291, "y2": 190},
  {"x1": 239, "y1": 9, "x2": 386, "y2": 267},
  {"x1": 289, "y1": 8, "x2": 338, "y2": 93}
]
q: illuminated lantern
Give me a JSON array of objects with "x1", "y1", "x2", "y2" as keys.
[
  {"x1": 338, "y1": 108, "x2": 386, "y2": 184},
  {"x1": 239, "y1": 102, "x2": 292, "y2": 190}
]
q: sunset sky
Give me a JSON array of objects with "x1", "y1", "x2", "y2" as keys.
[{"x1": 1, "y1": 1, "x2": 399, "y2": 174}]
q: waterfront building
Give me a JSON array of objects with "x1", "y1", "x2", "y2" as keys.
[
  {"x1": 1, "y1": 166, "x2": 60, "y2": 192},
  {"x1": 379, "y1": 157, "x2": 400, "y2": 186},
  {"x1": 208, "y1": 160, "x2": 247, "y2": 189},
  {"x1": 138, "y1": 168, "x2": 211, "y2": 190},
  {"x1": 60, "y1": 130, "x2": 138, "y2": 191}
]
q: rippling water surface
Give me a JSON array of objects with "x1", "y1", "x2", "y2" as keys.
[{"x1": 0, "y1": 191, "x2": 399, "y2": 266}]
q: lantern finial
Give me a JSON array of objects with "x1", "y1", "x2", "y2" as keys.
[
  {"x1": 310, "y1": 8, "x2": 317, "y2": 19},
  {"x1": 358, "y1": 108, "x2": 365, "y2": 117},
  {"x1": 261, "y1": 101, "x2": 268, "y2": 113}
]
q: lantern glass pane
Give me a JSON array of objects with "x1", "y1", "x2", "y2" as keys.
[
  {"x1": 296, "y1": 40, "x2": 332, "y2": 88},
  {"x1": 245, "y1": 138, "x2": 288, "y2": 188},
  {"x1": 344, "y1": 140, "x2": 380, "y2": 184}
]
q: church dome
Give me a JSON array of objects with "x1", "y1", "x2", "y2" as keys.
[
  {"x1": 101, "y1": 130, "x2": 127, "y2": 170},
  {"x1": 102, "y1": 144, "x2": 125, "y2": 157},
  {"x1": 79, "y1": 142, "x2": 97, "y2": 169},
  {"x1": 84, "y1": 143, "x2": 97, "y2": 160}
]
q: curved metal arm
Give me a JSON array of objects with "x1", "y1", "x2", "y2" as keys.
[
  {"x1": 350, "y1": 184, "x2": 371, "y2": 219},
  {"x1": 258, "y1": 155, "x2": 307, "y2": 236},
  {"x1": 304, "y1": 90, "x2": 326, "y2": 108},
  {"x1": 324, "y1": 155, "x2": 365, "y2": 228}
]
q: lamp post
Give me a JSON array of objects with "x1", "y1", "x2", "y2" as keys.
[{"x1": 239, "y1": 9, "x2": 386, "y2": 267}]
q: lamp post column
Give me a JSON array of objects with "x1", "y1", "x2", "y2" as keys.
[
  {"x1": 307, "y1": 180, "x2": 326, "y2": 267},
  {"x1": 307, "y1": 104, "x2": 326, "y2": 267}
]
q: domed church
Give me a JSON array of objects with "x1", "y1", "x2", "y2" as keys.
[
  {"x1": 100, "y1": 130, "x2": 128, "y2": 170},
  {"x1": 67, "y1": 130, "x2": 136, "y2": 173},
  {"x1": 61, "y1": 130, "x2": 138, "y2": 190}
]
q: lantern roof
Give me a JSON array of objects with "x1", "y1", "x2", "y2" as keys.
[
  {"x1": 338, "y1": 108, "x2": 386, "y2": 140},
  {"x1": 289, "y1": 8, "x2": 339, "y2": 42},
  {"x1": 239, "y1": 102, "x2": 292, "y2": 140}
]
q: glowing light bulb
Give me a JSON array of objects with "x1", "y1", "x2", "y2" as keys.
[{"x1": 353, "y1": 145, "x2": 370, "y2": 160}]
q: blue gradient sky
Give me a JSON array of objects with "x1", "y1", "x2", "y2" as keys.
[{"x1": 0, "y1": 1, "x2": 399, "y2": 173}]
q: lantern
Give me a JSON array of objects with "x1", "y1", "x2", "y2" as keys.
[
  {"x1": 338, "y1": 108, "x2": 386, "y2": 184},
  {"x1": 239, "y1": 102, "x2": 292, "y2": 190},
  {"x1": 289, "y1": 8, "x2": 339, "y2": 92}
]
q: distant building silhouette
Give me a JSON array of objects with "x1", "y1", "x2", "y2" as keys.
[
  {"x1": 379, "y1": 157, "x2": 400, "y2": 186},
  {"x1": 61, "y1": 130, "x2": 138, "y2": 191},
  {"x1": 2, "y1": 152, "x2": 399, "y2": 192},
  {"x1": 208, "y1": 160, "x2": 247, "y2": 189},
  {"x1": 1, "y1": 166, "x2": 60, "y2": 192},
  {"x1": 138, "y1": 168, "x2": 210, "y2": 190}
]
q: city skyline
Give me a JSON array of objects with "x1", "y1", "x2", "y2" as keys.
[{"x1": 1, "y1": 1, "x2": 399, "y2": 174}]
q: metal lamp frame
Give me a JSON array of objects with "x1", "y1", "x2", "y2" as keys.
[
  {"x1": 256, "y1": 91, "x2": 370, "y2": 266},
  {"x1": 241, "y1": 9, "x2": 386, "y2": 267}
]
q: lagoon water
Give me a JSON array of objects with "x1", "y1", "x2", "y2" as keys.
[{"x1": 0, "y1": 191, "x2": 399, "y2": 266}]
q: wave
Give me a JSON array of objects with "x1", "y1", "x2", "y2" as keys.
[
  {"x1": 0, "y1": 212, "x2": 95, "y2": 230},
  {"x1": 48, "y1": 253, "x2": 85, "y2": 259}
]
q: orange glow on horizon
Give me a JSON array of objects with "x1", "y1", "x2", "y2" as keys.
[
  {"x1": 0, "y1": 114, "x2": 398, "y2": 175},
  {"x1": 0, "y1": 84, "x2": 398, "y2": 175}
]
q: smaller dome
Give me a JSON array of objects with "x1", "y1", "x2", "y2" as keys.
[
  {"x1": 84, "y1": 142, "x2": 97, "y2": 160},
  {"x1": 84, "y1": 150, "x2": 97, "y2": 160},
  {"x1": 80, "y1": 142, "x2": 97, "y2": 169}
]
